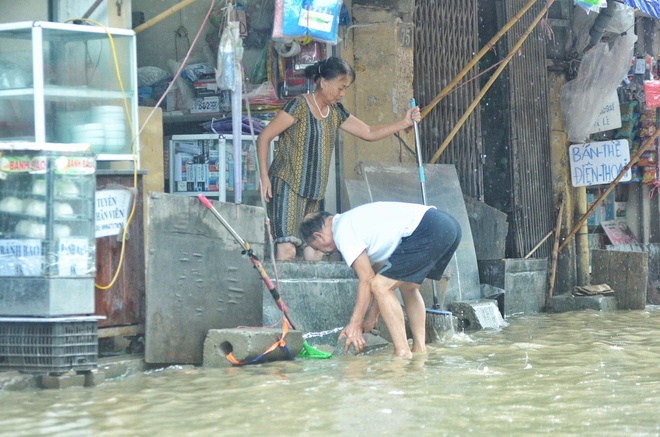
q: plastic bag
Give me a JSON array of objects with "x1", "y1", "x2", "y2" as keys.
[
  {"x1": 216, "y1": 21, "x2": 242, "y2": 91},
  {"x1": 138, "y1": 66, "x2": 169, "y2": 87},
  {"x1": 181, "y1": 63, "x2": 215, "y2": 84},
  {"x1": 561, "y1": 33, "x2": 637, "y2": 142},
  {"x1": 572, "y1": 2, "x2": 635, "y2": 53},
  {"x1": 273, "y1": 0, "x2": 343, "y2": 45},
  {"x1": 644, "y1": 81, "x2": 660, "y2": 110},
  {"x1": 0, "y1": 60, "x2": 30, "y2": 89},
  {"x1": 168, "y1": 59, "x2": 195, "y2": 111}
]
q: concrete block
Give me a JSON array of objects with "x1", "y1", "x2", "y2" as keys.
[
  {"x1": 608, "y1": 244, "x2": 660, "y2": 304},
  {"x1": 333, "y1": 332, "x2": 390, "y2": 356},
  {"x1": 546, "y1": 295, "x2": 617, "y2": 313},
  {"x1": 203, "y1": 328, "x2": 304, "y2": 367},
  {"x1": 146, "y1": 194, "x2": 265, "y2": 365},
  {"x1": 463, "y1": 195, "x2": 508, "y2": 260},
  {"x1": 448, "y1": 299, "x2": 507, "y2": 330},
  {"x1": 593, "y1": 249, "x2": 648, "y2": 310},
  {"x1": 262, "y1": 261, "x2": 358, "y2": 347},
  {"x1": 38, "y1": 372, "x2": 85, "y2": 389},
  {"x1": 478, "y1": 258, "x2": 549, "y2": 315},
  {"x1": 83, "y1": 370, "x2": 106, "y2": 387}
]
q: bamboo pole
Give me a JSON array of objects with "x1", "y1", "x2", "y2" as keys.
[
  {"x1": 558, "y1": 128, "x2": 660, "y2": 253},
  {"x1": 429, "y1": 0, "x2": 554, "y2": 164},
  {"x1": 546, "y1": 195, "x2": 565, "y2": 308},
  {"x1": 420, "y1": 0, "x2": 539, "y2": 120},
  {"x1": 134, "y1": 0, "x2": 203, "y2": 34},
  {"x1": 524, "y1": 229, "x2": 554, "y2": 259}
]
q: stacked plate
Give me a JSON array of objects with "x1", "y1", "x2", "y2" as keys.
[
  {"x1": 71, "y1": 122, "x2": 105, "y2": 154},
  {"x1": 63, "y1": 105, "x2": 128, "y2": 154},
  {"x1": 91, "y1": 105, "x2": 127, "y2": 153}
]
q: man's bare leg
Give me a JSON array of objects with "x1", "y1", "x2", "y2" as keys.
[
  {"x1": 399, "y1": 282, "x2": 427, "y2": 353},
  {"x1": 370, "y1": 275, "x2": 412, "y2": 358}
]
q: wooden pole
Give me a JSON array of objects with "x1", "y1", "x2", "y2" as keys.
[
  {"x1": 134, "y1": 0, "x2": 203, "y2": 34},
  {"x1": 429, "y1": 0, "x2": 554, "y2": 164},
  {"x1": 546, "y1": 195, "x2": 565, "y2": 308},
  {"x1": 558, "y1": 127, "x2": 660, "y2": 254},
  {"x1": 420, "y1": 0, "x2": 540, "y2": 120},
  {"x1": 524, "y1": 229, "x2": 554, "y2": 259}
]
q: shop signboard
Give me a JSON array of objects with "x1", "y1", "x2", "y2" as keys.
[{"x1": 569, "y1": 139, "x2": 631, "y2": 187}]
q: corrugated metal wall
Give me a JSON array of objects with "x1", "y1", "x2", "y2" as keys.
[
  {"x1": 413, "y1": 0, "x2": 554, "y2": 258},
  {"x1": 498, "y1": 0, "x2": 554, "y2": 258},
  {"x1": 412, "y1": 0, "x2": 483, "y2": 201}
]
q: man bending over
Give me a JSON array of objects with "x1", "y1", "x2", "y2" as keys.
[{"x1": 299, "y1": 201, "x2": 461, "y2": 358}]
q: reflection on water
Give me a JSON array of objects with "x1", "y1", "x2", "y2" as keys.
[{"x1": 2, "y1": 308, "x2": 660, "y2": 436}]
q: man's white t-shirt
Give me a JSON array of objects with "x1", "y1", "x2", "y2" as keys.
[{"x1": 332, "y1": 202, "x2": 434, "y2": 267}]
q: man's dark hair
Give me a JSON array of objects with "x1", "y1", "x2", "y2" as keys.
[{"x1": 299, "y1": 211, "x2": 333, "y2": 241}]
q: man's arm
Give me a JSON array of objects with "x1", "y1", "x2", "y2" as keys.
[{"x1": 338, "y1": 250, "x2": 374, "y2": 354}]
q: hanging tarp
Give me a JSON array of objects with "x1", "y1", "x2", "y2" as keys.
[{"x1": 621, "y1": 0, "x2": 660, "y2": 19}]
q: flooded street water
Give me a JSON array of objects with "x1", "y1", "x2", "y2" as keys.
[{"x1": 2, "y1": 307, "x2": 660, "y2": 436}]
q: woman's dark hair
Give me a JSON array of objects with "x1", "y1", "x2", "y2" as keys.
[
  {"x1": 304, "y1": 57, "x2": 355, "y2": 85},
  {"x1": 299, "y1": 211, "x2": 333, "y2": 241}
]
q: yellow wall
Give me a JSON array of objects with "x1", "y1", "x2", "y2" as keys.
[{"x1": 338, "y1": 2, "x2": 416, "y2": 210}]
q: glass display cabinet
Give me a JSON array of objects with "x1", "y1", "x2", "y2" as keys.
[
  {"x1": 169, "y1": 134, "x2": 275, "y2": 206},
  {"x1": 0, "y1": 143, "x2": 96, "y2": 316},
  {"x1": 0, "y1": 21, "x2": 139, "y2": 167}
]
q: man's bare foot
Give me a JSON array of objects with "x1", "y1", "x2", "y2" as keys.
[{"x1": 393, "y1": 348, "x2": 413, "y2": 359}]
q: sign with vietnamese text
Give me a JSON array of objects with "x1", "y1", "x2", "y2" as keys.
[
  {"x1": 601, "y1": 219, "x2": 639, "y2": 245},
  {"x1": 95, "y1": 189, "x2": 132, "y2": 238},
  {"x1": 57, "y1": 237, "x2": 90, "y2": 276},
  {"x1": 0, "y1": 239, "x2": 42, "y2": 276},
  {"x1": 569, "y1": 140, "x2": 631, "y2": 187},
  {"x1": 589, "y1": 92, "x2": 622, "y2": 134}
]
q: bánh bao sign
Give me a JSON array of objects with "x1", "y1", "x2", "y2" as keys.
[{"x1": 569, "y1": 140, "x2": 632, "y2": 187}]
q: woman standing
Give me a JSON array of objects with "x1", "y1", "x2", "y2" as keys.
[{"x1": 257, "y1": 57, "x2": 421, "y2": 261}]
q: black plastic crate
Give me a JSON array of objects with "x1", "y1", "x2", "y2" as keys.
[{"x1": 0, "y1": 317, "x2": 98, "y2": 374}]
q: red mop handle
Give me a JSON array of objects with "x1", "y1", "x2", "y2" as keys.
[{"x1": 198, "y1": 194, "x2": 296, "y2": 329}]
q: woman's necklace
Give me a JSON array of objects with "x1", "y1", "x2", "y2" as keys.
[{"x1": 312, "y1": 92, "x2": 329, "y2": 119}]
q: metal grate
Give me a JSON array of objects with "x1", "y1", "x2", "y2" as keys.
[
  {"x1": 414, "y1": 0, "x2": 554, "y2": 258},
  {"x1": 413, "y1": 0, "x2": 483, "y2": 200},
  {"x1": 500, "y1": 0, "x2": 554, "y2": 258}
]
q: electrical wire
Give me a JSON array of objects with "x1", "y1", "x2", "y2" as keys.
[{"x1": 68, "y1": 0, "x2": 216, "y2": 290}]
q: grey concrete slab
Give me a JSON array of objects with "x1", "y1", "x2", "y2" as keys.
[
  {"x1": 261, "y1": 261, "x2": 358, "y2": 347},
  {"x1": 359, "y1": 161, "x2": 481, "y2": 302},
  {"x1": 546, "y1": 295, "x2": 617, "y2": 313},
  {"x1": 203, "y1": 328, "x2": 304, "y2": 367},
  {"x1": 448, "y1": 299, "x2": 506, "y2": 330},
  {"x1": 146, "y1": 193, "x2": 265, "y2": 365},
  {"x1": 609, "y1": 244, "x2": 660, "y2": 304},
  {"x1": 592, "y1": 249, "x2": 647, "y2": 310},
  {"x1": 463, "y1": 195, "x2": 508, "y2": 261},
  {"x1": 344, "y1": 179, "x2": 372, "y2": 208},
  {"x1": 478, "y1": 259, "x2": 549, "y2": 316}
]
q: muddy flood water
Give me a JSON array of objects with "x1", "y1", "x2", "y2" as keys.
[{"x1": 2, "y1": 307, "x2": 660, "y2": 436}]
